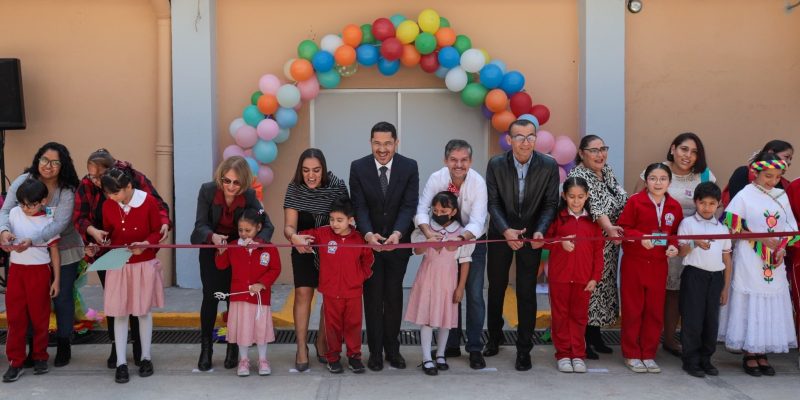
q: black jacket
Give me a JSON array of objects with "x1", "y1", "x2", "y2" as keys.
[
  {"x1": 190, "y1": 182, "x2": 274, "y2": 244},
  {"x1": 486, "y1": 151, "x2": 560, "y2": 237}
]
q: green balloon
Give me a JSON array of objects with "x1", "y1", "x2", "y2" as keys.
[
  {"x1": 250, "y1": 91, "x2": 262, "y2": 105},
  {"x1": 454, "y1": 35, "x2": 472, "y2": 54},
  {"x1": 360, "y1": 24, "x2": 376, "y2": 44},
  {"x1": 460, "y1": 83, "x2": 487, "y2": 108},
  {"x1": 298, "y1": 39, "x2": 319, "y2": 60},
  {"x1": 467, "y1": 73, "x2": 476, "y2": 84},
  {"x1": 415, "y1": 32, "x2": 437, "y2": 55},
  {"x1": 440, "y1": 17, "x2": 450, "y2": 28}
]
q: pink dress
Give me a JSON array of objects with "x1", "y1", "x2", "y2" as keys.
[
  {"x1": 404, "y1": 221, "x2": 475, "y2": 328},
  {"x1": 228, "y1": 301, "x2": 275, "y2": 346}
]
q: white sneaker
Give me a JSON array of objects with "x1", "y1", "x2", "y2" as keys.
[
  {"x1": 237, "y1": 358, "x2": 251, "y2": 377},
  {"x1": 258, "y1": 360, "x2": 271, "y2": 376},
  {"x1": 572, "y1": 358, "x2": 587, "y2": 373},
  {"x1": 642, "y1": 359, "x2": 661, "y2": 373},
  {"x1": 625, "y1": 358, "x2": 647, "y2": 373},
  {"x1": 557, "y1": 358, "x2": 573, "y2": 373}
]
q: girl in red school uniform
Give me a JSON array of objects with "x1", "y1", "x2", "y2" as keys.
[
  {"x1": 544, "y1": 177, "x2": 604, "y2": 374},
  {"x1": 101, "y1": 168, "x2": 167, "y2": 384},
  {"x1": 215, "y1": 208, "x2": 281, "y2": 377},
  {"x1": 617, "y1": 163, "x2": 683, "y2": 374}
]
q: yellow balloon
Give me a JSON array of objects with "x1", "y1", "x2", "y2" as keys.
[
  {"x1": 418, "y1": 8, "x2": 440, "y2": 34},
  {"x1": 396, "y1": 20, "x2": 420, "y2": 44},
  {"x1": 479, "y1": 49, "x2": 490, "y2": 64}
]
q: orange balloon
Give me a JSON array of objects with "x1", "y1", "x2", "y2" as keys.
[
  {"x1": 400, "y1": 44, "x2": 421, "y2": 67},
  {"x1": 334, "y1": 45, "x2": 357, "y2": 66},
  {"x1": 485, "y1": 89, "x2": 509, "y2": 113},
  {"x1": 257, "y1": 93, "x2": 279, "y2": 115},
  {"x1": 290, "y1": 59, "x2": 314, "y2": 81},
  {"x1": 492, "y1": 110, "x2": 516, "y2": 132},
  {"x1": 342, "y1": 24, "x2": 363, "y2": 47},
  {"x1": 435, "y1": 27, "x2": 456, "y2": 47}
]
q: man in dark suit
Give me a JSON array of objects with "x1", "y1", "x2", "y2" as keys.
[
  {"x1": 349, "y1": 121, "x2": 419, "y2": 371},
  {"x1": 484, "y1": 119, "x2": 559, "y2": 371}
]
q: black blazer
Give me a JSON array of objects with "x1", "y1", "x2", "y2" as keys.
[
  {"x1": 190, "y1": 182, "x2": 275, "y2": 244},
  {"x1": 349, "y1": 153, "x2": 419, "y2": 253},
  {"x1": 486, "y1": 151, "x2": 559, "y2": 237}
]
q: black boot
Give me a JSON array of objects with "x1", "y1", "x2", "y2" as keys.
[
  {"x1": 223, "y1": 343, "x2": 238, "y2": 369},
  {"x1": 584, "y1": 330, "x2": 599, "y2": 360},
  {"x1": 107, "y1": 343, "x2": 117, "y2": 369},
  {"x1": 132, "y1": 337, "x2": 142, "y2": 367},
  {"x1": 23, "y1": 337, "x2": 34, "y2": 368},
  {"x1": 54, "y1": 337, "x2": 71, "y2": 367},
  {"x1": 197, "y1": 337, "x2": 213, "y2": 371},
  {"x1": 588, "y1": 325, "x2": 612, "y2": 354}
]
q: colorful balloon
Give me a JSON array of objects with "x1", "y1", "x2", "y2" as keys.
[
  {"x1": 342, "y1": 24, "x2": 362, "y2": 47},
  {"x1": 500, "y1": 70, "x2": 525, "y2": 95},
  {"x1": 552, "y1": 136, "x2": 577, "y2": 165},
  {"x1": 437, "y1": 46, "x2": 460, "y2": 69},
  {"x1": 276, "y1": 84, "x2": 301, "y2": 108},
  {"x1": 253, "y1": 140, "x2": 278, "y2": 164},
  {"x1": 530, "y1": 104, "x2": 551, "y2": 125},
  {"x1": 445, "y1": 66, "x2": 468, "y2": 92},
  {"x1": 419, "y1": 52, "x2": 439, "y2": 73},
  {"x1": 317, "y1": 69, "x2": 341, "y2": 88},
  {"x1": 243, "y1": 105, "x2": 265, "y2": 127},
  {"x1": 377, "y1": 58, "x2": 401, "y2": 76},
  {"x1": 320, "y1": 34, "x2": 343, "y2": 53},
  {"x1": 484, "y1": 89, "x2": 508, "y2": 113},
  {"x1": 479, "y1": 64, "x2": 503, "y2": 89},
  {"x1": 297, "y1": 75, "x2": 320, "y2": 101},
  {"x1": 372, "y1": 18, "x2": 395, "y2": 41},
  {"x1": 274, "y1": 128, "x2": 291, "y2": 144},
  {"x1": 435, "y1": 27, "x2": 456, "y2": 47},
  {"x1": 223, "y1": 144, "x2": 245, "y2": 160},
  {"x1": 380, "y1": 37, "x2": 403, "y2": 61},
  {"x1": 533, "y1": 130, "x2": 555, "y2": 153},
  {"x1": 275, "y1": 107, "x2": 298, "y2": 129},
  {"x1": 415, "y1": 32, "x2": 437, "y2": 55},
  {"x1": 360, "y1": 24, "x2": 376, "y2": 44},
  {"x1": 258, "y1": 164, "x2": 275, "y2": 186},
  {"x1": 257, "y1": 94, "x2": 278, "y2": 115},
  {"x1": 244, "y1": 157, "x2": 259, "y2": 175},
  {"x1": 256, "y1": 118, "x2": 279, "y2": 141},
  {"x1": 356, "y1": 44, "x2": 379, "y2": 66},
  {"x1": 234, "y1": 124, "x2": 258, "y2": 148},
  {"x1": 229, "y1": 118, "x2": 246, "y2": 137},
  {"x1": 297, "y1": 40, "x2": 319, "y2": 60},
  {"x1": 390, "y1": 13, "x2": 407, "y2": 27},
  {"x1": 290, "y1": 59, "x2": 314, "y2": 82},
  {"x1": 311, "y1": 50, "x2": 335, "y2": 72},
  {"x1": 417, "y1": 9, "x2": 441, "y2": 33},
  {"x1": 250, "y1": 91, "x2": 261, "y2": 105},
  {"x1": 460, "y1": 49, "x2": 486, "y2": 73},
  {"x1": 400, "y1": 44, "x2": 421, "y2": 67},
  {"x1": 258, "y1": 74, "x2": 281, "y2": 95},
  {"x1": 283, "y1": 59, "x2": 296, "y2": 81},
  {"x1": 434, "y1": 66, "x2": 450, "y2": 79},
  {"x1": 461, "y1": 82, "x2": 488, "y2": 107},
  {"x1": 491, "y1": 110, "x2": 516, "y2": 132},
  {"x1": 510, "y1": 92, "x2": 533, "y2": 117},
  {"x1": 453, "y1": 35, "x2": 472, "y2": 54},
  {"x1": 396, "y1": 20, "x2": 420, "y2": 44},
  {"x1": 334, "y1": 45, "x2": 357, "y2": 66}
]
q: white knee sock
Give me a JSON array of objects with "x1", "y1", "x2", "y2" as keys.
[
  {"x1": 436, "y1": 329, "x2": 450, "y2": 358},
  {"x1": 239, "y1": 345, "x2": 249, "y2": 361},
  {"x1": 257, "y1": 344, "x2": 268, "y2": 361},
  {"x1": 420, "y1": 325, "x2": 433, "y2": 362},
  {"x1": 114, "y1": 316, "x2": 129, "y2": 367},
  {"x1": 137, "y1": 313, "x2": 153, "y2": 361}
]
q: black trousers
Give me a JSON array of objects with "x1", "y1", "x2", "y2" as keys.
[
  {"x1": 199, "y1": 248, "x2": 231, "y2": 339},
  {"x1": 679, "y1": 265, "x2": 724, "y2": 366},
  {"x1": 98, "y1": 270, "x2": 140, "y2": 343},
  {"x1": 363, "y1": 250, "x2": 410, "y2": 357},
  {"x1": 486, "y1": 237, "x2": 541, "y2": 353}
]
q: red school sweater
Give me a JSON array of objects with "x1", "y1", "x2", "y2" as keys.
[
  {"x1": 102, "y1": 192, "x2": 163, "y2": 263},
  {"x1": 544, "y1": 209, "x2": 604, "y2": 284},
  {"x1": 215, "y1": 240, "x2": 281, "y2": 305},
  {"x1": 300, "y1": 226, "x2": 374, "y2": 299},
  {"x1": 617, "y1": 190, "x2": 683, "y2": 260}
]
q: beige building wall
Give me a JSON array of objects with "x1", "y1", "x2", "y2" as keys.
[{"x1": 625, "y1": 0, "x2": 800, "y2": 191}]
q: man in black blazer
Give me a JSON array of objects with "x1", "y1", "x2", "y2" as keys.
[
  {"x1": 484, "y1": 119, "x2": 559, "y2": 371},
  {"x1": 349, "y1": 121, "x2": 419, "y2": 371}
]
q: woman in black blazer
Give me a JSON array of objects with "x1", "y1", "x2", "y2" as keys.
[{"x1": 191, "y1": 156, "x2": 274, "y2": 371}]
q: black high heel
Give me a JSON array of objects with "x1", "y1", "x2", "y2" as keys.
[
  {"x1": 295, "y1": 345, "x2": 309, "y2": 372},
  {"x1": 314, "y1": 342, "x2": 328, "y2": 364}
]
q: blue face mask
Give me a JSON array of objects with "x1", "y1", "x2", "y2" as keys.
[{"x1": 431, "y1": 213, "x2": 451, "y2": 226}]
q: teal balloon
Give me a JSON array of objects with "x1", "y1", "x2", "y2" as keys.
[
  {"x1": 390, "y1": 14, "x2": 406, "y2": 27},
  {"x1": 244, "y1": 157, "x2": 259, "y2": 175},
  {"x1": 274, "y1": 128, "x2": 291, "y2": 144},
  {"x1": 317, "y1": 69, "x2": 341, "y2": 88},
  {"x1": 250, "y1": 91, "x2": 262, "y2": 105},
  {"x1": 297, "y1": 39, "x2": 319, "y2": 61},
  {"x1": 243, "y1": 105, "x2": 265, "y2": 127},
  {"x1": 415, "y1": 32, "x2": 437, "y2": 55},
  {"x1": 440, "y1": 17, "x2": 450, "y2": 28},
  {"x1": 377, "y1": 58, "x2": 400, "y2": 76},
  {"x1": 275, "y1": 107, "x2": 298, "y2": 129},
  {"x1": 460, "y1": 83, "x2": 488, "y2": 108},
  {"x1": 360, "y1": 24, "x2": 376, "y2": 44},
  {"x1": 453, "y1": 35, "x2": 472, "y2": 54},
  {"x1": 253, "y1": 140, "x2": 278, "y2": 164}
]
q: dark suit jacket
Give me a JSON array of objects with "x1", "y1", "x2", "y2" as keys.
[
  {"x1": 486, "y1": 151, "x2": 559, "y2": 237},
  {"x1": 349, "y1": 153, "x2": 419, "y2": 255},
  {"x1": 190, "y1": 182, "x2": 274, "y2": 245}
]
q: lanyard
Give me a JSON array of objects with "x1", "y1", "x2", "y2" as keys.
[{"x1": 648, "y1": 193, "x2": 665, "y2": 230}]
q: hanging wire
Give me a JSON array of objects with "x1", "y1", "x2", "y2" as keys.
[{"x1": 788, "y1": 1, "x2": 800, "y2": 11}]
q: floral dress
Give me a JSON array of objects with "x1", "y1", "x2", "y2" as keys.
[{"x1": 567, "y1": 164, "x2": 628, "y2": 326}]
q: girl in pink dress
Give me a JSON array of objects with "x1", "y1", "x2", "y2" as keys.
[{"x1": 405, "y1": 191, "x2": 474, "y2": 376}]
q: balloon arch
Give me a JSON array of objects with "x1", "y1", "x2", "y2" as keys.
[{"x1": 223, "y1": 9, "x2": 577, "y2": 188}]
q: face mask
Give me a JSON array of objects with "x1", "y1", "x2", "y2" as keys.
[{"x1": 432, "y1": 213, "x2": 451, "y2": 226}]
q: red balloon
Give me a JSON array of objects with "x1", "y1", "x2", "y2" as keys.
[
  {"x1": 510, "y1": 92, "x2": 533, "y2": 117},
  {"x1": 530, "y1": 104, "x2": 550, "y2": 125},
  {"x1": 380, "y1": 37, "x2": 403, "y2": 61},
  {"x1": 372, "y1": 18, "x2": 395, "y2": 41},
  {"x1": 419, "y1": 52, "x2": 439, "y2": 73}
]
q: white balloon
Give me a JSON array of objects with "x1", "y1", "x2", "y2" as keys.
[
  {"x1": 228, "y1": 118, "x2": 246, "y2": 137},
  {"x1": 276, "y1": 84, "x2": 301, "y2": 108},
  {"x1": 320, "y1": 34, "x2": 344, "y2": 53},
  {"x1": 283, "y1": 58, "x2": 296, "y2": 81},
  {"x1": 445, "y1": 66, "x2": 468, "y2": 92},
  {"x1": 460, "y1": 49, "x2": 486, "y2": 73}
]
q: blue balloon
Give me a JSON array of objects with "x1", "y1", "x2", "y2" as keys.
[
  {"x1": 489, "y1": 59, "x2": 507, "y2": 74},
  {"x1": 311, "y1": 50, "x2": 335, "y2": 73},
  {"x1": 317, "y1": 69, "x2": 341, "y2": 88},
  {"x1": 252, "y1": 140, "x2": 278, "y2": 164},
  {"x1": 479, "y1": 64, "x2": 503, "y2": 89},
  {"x1": 518, "y1": 113, "x2": 540, "y2": 129},
  {"x1": 434, "y1": 66, "x2": 450, "y2": 79},
  {"x1": 275, "y1": 107, "x2": 298, "y2": 129},
  {"x1": 244, "y1": 157, "x2": 259, "y2": 175},
  {"x1": 242, "y1": 105, "x2": 265, "y2": 127},
  {"x1": 437, "y1": 46, "x2": 460, "y2": 69},
  {"x1": 274, "y1": 128, "x2": 291, "y2": 144},
  {"x1": 500, "y1": 70, "x2": 525, "y2": 95},
  {"x1": 356, "y1": 44, "x2": 379, "y2": 66},
  {"x1": 377, "y1": 58, "x2": 400, "y2": 76},
  {"x1": 390, "y1": 14, "x2": 406, "y2": 27}
]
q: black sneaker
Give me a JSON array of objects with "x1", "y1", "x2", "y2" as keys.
[
  {"x1": 115, "y1": 364, "x2": 130, "y2": 384},
  {"x1": 139, "y1": 359, "x2": 154, "y2": 378},
  {"x1": 33, "y1": 360, "x2": 48, "y2": 375},
  {"x1": 348, "y1": 357, "x2": 366, "y2": 374},
  {"x1": 22, "y1": 354, "x2": 34, "y2": 369},
  {"x1": 2, "y1": 366, "x2": 23, "y2": 383},
  {"x1": 327, "y1": 360, "x2": 344, "y2": 374}
]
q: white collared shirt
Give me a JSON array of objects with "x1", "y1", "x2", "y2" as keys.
[
  {"x1": 678, "y1": 213, "x2": 732, "y2": 272},
  {"x1": 117, "y1": 189, "x2": 147, "y2": 214},
  {"x1": 568, "y1": 208, "x2": 588, "y2": 219},
  {"x1": 414, "y1": 167, "x2": 488, "y2": 238},
  {"x1": 374, "y1": 157, "x2": 394, "y2": 183}
]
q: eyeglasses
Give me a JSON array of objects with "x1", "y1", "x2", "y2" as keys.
[
  {"x1": 510, "y1": 135, "x2": 536, "y2": 144},
  {"x1": 221, "y1": 177, "x2": 241, "y2": 186},
  {"x1": 582, "y1": 146, "x2": 610, "y2": 155},
  {"x1": 21, "y1": 202, "x2": 40, "y2": 209},
  {"x1": 39, "y1": 157, "x2": 62, "y2": 168},
  {"x1": 647, "y1": 176, "x2": 670, "y2": 183}
]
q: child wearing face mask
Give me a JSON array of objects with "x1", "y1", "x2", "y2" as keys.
[{"x1": 405, "y1": 191, "x2": 474, "y2": 376}]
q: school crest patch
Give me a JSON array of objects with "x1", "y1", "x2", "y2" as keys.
[
  {"x1": 327, "y1": 240, "x2": 338, "y2": 254},
  {"x1": 259, "y1": 252, "x2": 270, "y2": 266},
  {"x1": 665, "y1": 213, "x2": 675, "y2": 227}
]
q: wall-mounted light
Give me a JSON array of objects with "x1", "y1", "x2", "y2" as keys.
[{"x1": 628, "y1": 0, "x2": 643, "y2": 13}]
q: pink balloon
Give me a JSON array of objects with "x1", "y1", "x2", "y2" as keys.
[
  {"x1": 258, "y1": 164, "x2": 274, "y2": 187},
  {"x1": 558, "y1": 166, "x2": 567, "y2": 183},
  {"x1": 534, "y1": 130, "x2": 555, "y2": 154},
  {"x1": 256, "y1": 118, "x2": 279, "y2": 141},
  {"x1": 258, "y1": 74, "x2": 281, "y2": 95},
  {"x1": 551, "y1": 136, "x2": 577, "y2": 165},
  {"x1": 234, "y1": 125, "x2": 258, "y2": 148},
  {"x1": 297, "y1": 75, "x2": 321, "y2": 101},
  {"x1": 222, "y1": 144, "x2": 245, "y2": 160},
  {"x1": 243, "y1": 149, "x2": 254, "y2": 157}
]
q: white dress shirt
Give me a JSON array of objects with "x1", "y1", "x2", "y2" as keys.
[
  {"x1": 678, "y1": 213, "x2": 732, "y2": 272},
  {"x1": 374, "y1": 157, "x2": 394, "y2": 183},
  {"x1": 414, "y1": 167, "x2": 488, "y2": 239}
]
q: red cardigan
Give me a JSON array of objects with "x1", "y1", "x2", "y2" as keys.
[
  {"x1": 102, "y1": 192, "x2": 163, "y2": 263},
  {"x1": 300, "y1": 226, "x2": 374, "y2": 299},
  {"x1": 215, "y1": 241, "x2": 281, "y2": 305},
  {"x1": 544, "y1": 209, "x2": 604, "y2": 284},
  {"x1": 617, "y1": 190, "x2": 683, "y2": 260}
]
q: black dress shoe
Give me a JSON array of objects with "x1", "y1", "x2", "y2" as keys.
[
  {"x1": 444, "y1": 347, "x2": 461, "y2": 358},
  {"x1": 585, "y1": 345, "x2": 599, "y2": 360},
  {"x1": 742, "y1": 356, "x2": 762, "y2": 377},
  {"x1": 224, "y1": 343, "x2": 238, "y2": 369},
  {"x1": 420, "y1": 360, "x2": 438, "y2": 376},
  {"x1": 197, "y1": 337, "x2": 213, "y2": 371},
  {"x1": 139, "y1": 359, "x2": 154, "y2": 377},
  {"x1": 367, "y1": 354, "x2": 383, "y2": 371},
  {"x1": 682, "y1": 363, "x2": 706, "y2": 378},
  {"x1": 482, "y1": 341, "x2": 500, "y2": 357},
  {"x1": 107, "y1": 344, "x2": 117, "y2": 369},
  {"x1": 469, "y1": 351, "x2": 486, "y2": 369},
  {"x1": 115, "y1": 364, "x2": 130, "y2": 383},
  {"x1": 700, "y1": 360, "x2": 719, "y2": 376},
  {"x1": 515, "y1": 352, "x2": 532, "y2": 371},
  {"x1": 434, "y1": 356, "x2": 449, "y2": 371},
  {"x1": 54, "y1": 337, "x2": 71, "y2": 367},
  {"x1": 386, "y1": 353, "x2": 406, "y2": 369},
  {"x1": 757, "y1": 355, "x2": 775, "y2": 376}
]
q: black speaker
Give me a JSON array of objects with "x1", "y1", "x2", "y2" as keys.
[{"x1": 0, "y1": 58, "x2": 26, "y2": 130}]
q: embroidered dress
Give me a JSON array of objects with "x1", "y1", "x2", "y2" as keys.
[{"x1": 718, "y1": 184, "x2": 799, "y2": 353}]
